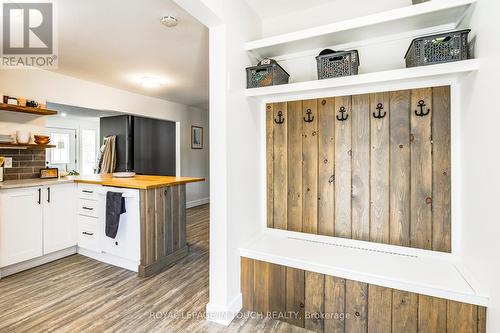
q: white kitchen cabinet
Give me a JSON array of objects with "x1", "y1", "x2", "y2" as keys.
[
  {"x1": 0, "y1": 187, "x2": 43, "y2": 267},
  {"x1": 43, "y1": 184, "x2": 77, "y2": 254}
]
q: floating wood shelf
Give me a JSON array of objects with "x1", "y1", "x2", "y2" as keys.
[
  {"x1": 245, "y1": 0, "x2": 477, "y2": 58},
  {"x1": 0, "y1": 103, "x2": 58, "y2": 116},
  {"x1": 0, "y1": 143, "x2": 55, "y2": 149},
  {"x1": 245, "y1": 59, "x2": 480, "y2": 101}
]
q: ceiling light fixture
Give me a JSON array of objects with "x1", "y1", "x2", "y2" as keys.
[
  {"x1": 139, "y1": 76, "x2": 164, "y2": 88},
  {"x1": 160, "y1": 16, "x2": 178, "y2": 28}
]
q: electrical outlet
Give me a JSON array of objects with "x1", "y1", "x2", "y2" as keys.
[{"x1": 4, "y1": 157, "x2": 12, "y2": 168}]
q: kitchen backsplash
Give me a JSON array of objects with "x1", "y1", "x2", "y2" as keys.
[{"x1": 0, "y1": 148, "x2": 46, "y2": 181}]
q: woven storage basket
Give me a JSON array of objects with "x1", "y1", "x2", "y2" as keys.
[
  {"x1": 246, "y1": 59, "x2": 290, "y2": 88},
  {"x1": 316, "y1": 49, "x2": 360, "y2": 80},
  {"x1": 405, "y1": 29, "x2": 471, "y2": 67}
]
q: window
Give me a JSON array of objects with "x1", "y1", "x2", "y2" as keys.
[
  {"x1": 50, "y1": 133, "x2": 70, "y2": 164},
  {"x1": 81, "y1": 129, "x2": 97, "y2": 175}
]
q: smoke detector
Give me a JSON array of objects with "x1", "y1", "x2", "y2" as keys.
[{"x1": 161, "y1": 16, "x2": 178, "y2": 27}]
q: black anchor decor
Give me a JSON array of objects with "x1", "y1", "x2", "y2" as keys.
[
  {"x1": 373, "y1": 103, "x2": 387, "y2": 119},
  {"x1": 304, "y1": 109, "x2": 314, "y2": 123},
  {"x1": 336, "y1": 106, "x2": 348, "y2": 121},
  {"x1": 415, "y1": 100, "x2": 431, "y2": 117},
  {"x1": 274, "y1": 110, "x2": 285, "y2": 124}
]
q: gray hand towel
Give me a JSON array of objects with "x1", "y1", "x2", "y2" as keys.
[{"x1": 105, "y1": 191, "x2": 126, "y2": 239}]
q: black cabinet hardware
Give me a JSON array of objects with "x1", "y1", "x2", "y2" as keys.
[
  {"x1": 373, "y1": 103, "x2": 387, "y2": 119},
  {"x1": 47, "y1": 187, "x2": 51, "y2": 203},
  {"x1": 82, "y1": 232, "x2": 94, "y2": 236},
  {"x1": 304, "y1": 109, "x2": 315, "y2": 123},
  {"x1": 82, "y1": 206, "x2": 94, "y2": 211},
  {"x1": 337, "y1": 106, "x2": 349, "y2": 121},
  {"x1": 82, "y1": 190, "x2": 93, "y2": 194},
  {"x1": 37, "y1": 188, "x2": 41, "y2": 204},
  {"x1": 415, "y1": 100, "x2": 430, "y2": 117},
  {"x1": 274, "y1": 110, "x2": 285, "y2": 124}
]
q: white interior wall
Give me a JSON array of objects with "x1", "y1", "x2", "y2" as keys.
[
  {"x1": 458, "y1": 1, "x2": 500, "y2": 331},
  {"x1": 0, "y1": 70, "x2": 209, "y2": 206}
]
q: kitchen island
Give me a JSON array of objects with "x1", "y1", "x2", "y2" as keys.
[{"x1": 0, "y1": 175, "x2": 204, "y2": 279}]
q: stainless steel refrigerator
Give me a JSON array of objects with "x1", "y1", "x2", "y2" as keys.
[{"x1": 100, "y1": 115, "x2": 176, "y2": 176}]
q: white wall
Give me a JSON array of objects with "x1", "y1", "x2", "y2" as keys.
[
  {"x1": 0, "y1": 69, "x2": 209, "y2": 206},
  {"x1": 459, "y1": 1, "x2": 500, "y2": 331}
]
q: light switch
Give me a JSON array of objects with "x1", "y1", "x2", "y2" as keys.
[{"x1": 4, "y1": 157, "x2": 12, "y2": 168}]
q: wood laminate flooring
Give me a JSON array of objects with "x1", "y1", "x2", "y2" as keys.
[{"x1": 0, "y1": 205, "x2": 308, "y2": 333}]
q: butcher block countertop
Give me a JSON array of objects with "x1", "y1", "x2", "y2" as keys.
[{"x1": 74, "y1": 174, "x2": 204, "y2": 190}]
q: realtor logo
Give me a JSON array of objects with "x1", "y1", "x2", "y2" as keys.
[{"x1": 1, "y1": 2, "x2": 58, "y2": 68}]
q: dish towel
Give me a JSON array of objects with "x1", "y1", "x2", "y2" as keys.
[
  {"x1": 98, "y1": 136, "x2": 117, "y2": 174},
  {"x1": 105, "y1": 191, "x2": 126, "y2": 239}
]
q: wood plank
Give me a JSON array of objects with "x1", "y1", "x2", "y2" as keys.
[
  {"x1": 286, "y1": 267, "x2": 306, "y2": 328},
  {"x1": 267, "y1": 104, "x2": 274, "y2": 228},
  {"x1": 370, "y1": 92, "x2": 391, "y2": 244},
  {"x1": 334, "y1": 96, "x2": 352, "y2": 238},
  {"x1": 302, "y1": 99, "x2": 319, "y2": 234},
  {"x1": 164, "y1": 187, "x2": 173, "y2": 255},
  {"x1": 410, "y1": 88, "x2": 433, "y2": 250},
  {"x1": 368, "y1": 285, "x2": 392, "y2": 333},
  {"x1": 418, "y1": 295, "x2": 446, "y2": 333},
  {"x1": 432, "y1": 86, "x2": 452, "y2": 253},
  {"x1": 447, "y1": 300, "x2": 477, "y2": 333},
  {"x1": 241, "y1": 257, "x2": 254, "y2": 310},
  {"x1": 269, "y1": 263, "x2": 287, "y2": 320},
  {"x1": 0, "y1": 102, "x2": 58, "y2": 116},
  {"x1": 287, "y1": 101, "x2": 303, "y2": 232},
  {"x1": 318, "y1": 98, "x2": 335, "y2": 236},
  {"x1": 146, "y1": 189, "x2": 156, "y2": 263},
  {"x1": 389, "y1": 90, "x2": 411, "y2": 247},
  {"x1": 179, "y1": 185, "x2": 187, "y2": 248},
  {"x1": 253, "y1": 260, "x2": 270, "y2": 313},
  {"x1": 392, "y1": 290, "x2": 418, "y2": 333},
  {"x1": 139, "y1": 190, "x2": 148, "y2": 265},
  {"x1": 155, "y1": 187, "x2": 166, "y2": 258},
  {"x1": 305, "y1": 271, "x2": 324, "y2": 332},
  {"x1": 345, "y1": 280, "x2": 368, "y2": 333},
  {"x1": 171, "y1": 185, "x2": 180, "y2": 251},
  {"x1": 273, "y1": 102, "x2": 288, "y2": 230},
  {"x1": 324, "y1": 276, "x2": 345, "y2": 333},
  {"x1": 138, "y1": 246, "x2": 189, "y2": 277},
  {"x1": 478, "y1": 307, "x2": 487, "y2": 333},
  {"x1": 351, "y1": 94, "x2": 370, "y2": 241}
]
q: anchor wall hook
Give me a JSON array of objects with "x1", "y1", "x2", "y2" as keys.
[
  {"x1": 304, "y1": 109, "x2": 314, "y2": 123},
  {"x1": 274, "y1": 110, "x2": 285, "y2": 124},
  {"x1": 373, "y1": 103, "x2": 387, "y2": 119},
  {"x1": 336, "y1": 106, "x2": 349, "y2": 121},
  {"x1": 415, "y1": 100, "x2": 430, "y2": 117}
]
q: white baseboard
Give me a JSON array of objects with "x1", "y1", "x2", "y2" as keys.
[
  {"x1": 205, "y1": 293, "x2": 242, "y2": 326},
  {"x1": 77, "y1": 247, "x2": 139, "y2": 272},
  {"x1": 0, "y1": 246, "x2": 77, "y2": 279},
  {"x1": 187, "y1": 197, "x2": 210, "y2": 208}
]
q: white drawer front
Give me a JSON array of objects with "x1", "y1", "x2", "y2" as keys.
[
  {"x1": 78, "y1": 199, "x2": 99, "y2": 218},
  {"x1": 77, "y1": 216, "x2": 100, "y2": 252},
  {"x1": 78, "y1": 185, "x2": 99, "y2": 201}
]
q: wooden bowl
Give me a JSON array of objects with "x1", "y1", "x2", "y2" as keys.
[{"x1": 35, "y1": 139, "x2": 50, "y2": 145}]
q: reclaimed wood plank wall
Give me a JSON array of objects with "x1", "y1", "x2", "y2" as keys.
[
  {"x1": 266, "y1": 86, "x2": 451, "y2": 252},
  {"x1": 139, "y1": 184, "x2": 188, "y2": 277},
  {"x1": 241, "y1": 258, "x2": 486, "y2": 333}
]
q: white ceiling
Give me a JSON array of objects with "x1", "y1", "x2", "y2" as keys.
[
  {"x1": 244, "y1": 0, "x2": 337, "y2": 19},
  {"x1": 53, "y1": 0, "x2": 208, "y2": 108}
]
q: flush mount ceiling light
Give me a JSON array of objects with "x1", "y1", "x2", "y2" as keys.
[
  {"x1": 160, "y1": 16, "x2": 178, "y2": 27},
  {"x1": 139, "y1": 76, "x2": 164, "y2": 88}
]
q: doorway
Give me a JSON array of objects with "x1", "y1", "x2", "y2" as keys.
[{"x1": 46, "y1": 127, "x2": 77, "y2": 172}]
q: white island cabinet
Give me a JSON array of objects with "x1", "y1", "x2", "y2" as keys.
[{"x1": 0, "y1": 183, "x2": 77, "y2": 269}]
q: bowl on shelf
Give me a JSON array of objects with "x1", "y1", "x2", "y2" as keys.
[
  {"x1": 16, "y1": 131, "x2": 30, "y2": 144},
  {"x1": 34, "y1": 135, "x2": 50, "y2": 145}
]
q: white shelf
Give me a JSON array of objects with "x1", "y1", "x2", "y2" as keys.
[
  {"x1": 240, "y1": 231, "x2": 488, "y2": 306},
  {"x1": 245, "y1": 59, "x2": 479, "y2": 101},
  {"x1": 245, "y1": 0, "x2": 477, "y2": 59}
]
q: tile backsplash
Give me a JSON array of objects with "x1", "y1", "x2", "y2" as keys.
[{"x1": 0, "y1": 148, "x2": 47, "y2": 181}]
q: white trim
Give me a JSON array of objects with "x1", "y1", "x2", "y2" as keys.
[
  {"x1": 176, "y1": 121, "x2": 181, "y2": 177},
  {"x1": 245, "y1": 0, "x2": 476, "y2": 58},
  {"x1": 186, "y1": 197, "x2": 210, "y2": 208},
  {"x1": 205, "y1": 293, "x2": 243, "y2": 326},
  {"x1": 0, "y1": 246, "x2": 77, "y2": 279},
  {"x1": 77, "y1": 247, "x2": 139, "y2": 272}
]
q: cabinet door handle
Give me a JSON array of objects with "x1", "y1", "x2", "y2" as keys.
[
  {"x1": 82, "y1": 206, "x2": 94, "y2": 211},
  {"x1": 82, "y1": 190, "x2": 93, "y2": 194},
  {"x1": 47, "y1": 187, "x2": 51, "y2": 203},
  {"x1": 37, "y1": 188, "x2": 41, "y2": 205},
  {"x1": 82, "y1": 232, "x2": 94, "y2": 236}
]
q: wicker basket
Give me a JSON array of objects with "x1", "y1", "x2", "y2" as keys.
[
  {"x1": 405, "y1": 30, "x2": 471, "y2": 68},
  {"x1": 246, "y1": 59, "x2": 290, "y2": 88},
  {"x1": 316, "y1": 49, "x2": 360, "y2": 80}
]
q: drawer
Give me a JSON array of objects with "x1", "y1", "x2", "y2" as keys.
[
  {"x1": 78, "y1": 185, "x2": 99, "y2": 201},
  {"x1": 78, "y1": 199, "x2": 99, "y2": 218},
  {"x1": 77, "y1": 216, "x2": 100, "y2": 252}
]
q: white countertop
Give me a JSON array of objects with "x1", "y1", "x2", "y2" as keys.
[
  {"x1": 240, "y1": 231, "x2": 488, "y2": 307},
  {"x1": 0, "y1": 178, "x2": 75, "y2": 190}
]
